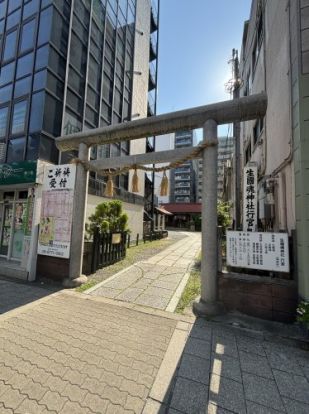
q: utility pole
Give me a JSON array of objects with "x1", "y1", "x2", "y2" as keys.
[
  {"x1": 226, "y1": 49, "x2": 241, "y2": 229},
  {"x1": 233, "y1": 49, "x2": 241, "y2": 230}
]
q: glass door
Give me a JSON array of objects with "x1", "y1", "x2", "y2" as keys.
[
  {"x1": 11, "y1": 202, "x2": 27, "y2": 260},
  {"x1": 0, "y1": 204, "x2": 13, "y2": 256}
]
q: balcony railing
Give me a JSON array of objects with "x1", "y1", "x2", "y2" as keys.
[
  {"x1": 175, "y1": 175, "x2": 191, "y2": 180},
  {"x1": 175, "y1": 183, "x2": 190, "y2": 188}
]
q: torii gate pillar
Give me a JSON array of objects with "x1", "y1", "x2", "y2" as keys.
[{"x1": 193, "y1": 119, "x2": 224, "y2": 316}]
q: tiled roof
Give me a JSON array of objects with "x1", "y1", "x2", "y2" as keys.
[{"x1": 161, "y1": 203, "x2": 202, "y2": 213}]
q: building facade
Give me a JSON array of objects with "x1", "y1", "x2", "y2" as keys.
[
  {"x1": 170, "y1": 130, "x2": 197, "y2": 204},
  {"x1": 236, "y1": 0, "x2": 309, "y2": 300},
  {"x1": 0, "y1": 0, "x2": 158, "y2": 280},
  {"x1": 196, "y1": 136, "x2": 234, "y2": 202}
]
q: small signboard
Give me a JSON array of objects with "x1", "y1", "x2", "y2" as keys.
[
  {"x1": 226, "y1": 231, "x2": 290, "y2": 273},
  {"x1": 243, "y1": 165, "x2": 257, "y2": 232},
  {"x1": 112, "y1": 233, "x2": 121, "y2": 244},
  {"x1": 38, "y1": 164, "x2": 76, "y2": 258}
]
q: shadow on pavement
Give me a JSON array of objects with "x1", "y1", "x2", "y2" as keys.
[
  {"x1": 0, "y1": 276, "x2": 61, "y2": 314},
  {"x1": 149, "y1": 317, "x2": 309, "y2": 413}
]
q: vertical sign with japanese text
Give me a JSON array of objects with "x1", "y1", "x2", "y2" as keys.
[
  {"x1": 38, "y1": 164, "x2": 76, "y2": 258},
  {"x1": 243, "y1": 165, "x2": 257, "y2": 232}
]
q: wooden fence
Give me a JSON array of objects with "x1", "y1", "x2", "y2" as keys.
[{"x1": 91, "y1": 229, "x2": 127, "y2": 273}]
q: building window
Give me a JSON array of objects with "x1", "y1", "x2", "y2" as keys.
[
  {"x1": 14, "y1": 75, "x2": 32, "y2": 98},
  {"x1": 35, "y1": 45, "x2": 49, "y2": 71},
  {"x1": 6, "y1": 136, "x2": 25, "y2": 162},
  {"x1": 6, "y1": 7, "x2": 21, "y2": 30},
  {"x1": 38, "y1": 6, "x2": 52, "y2": 46},
  {"x1": 0, "y1": 106, "x2": 9, "y2": 137},
  {"x1": 11, "y1": 100, "x2": 28, "y2": 135},
  {"x1": 29, "y1": 91, "x2": 45, "y2": 132},
  {"x1": 26, "y1": 133, "x2": 40, "y2": 160},
  {"x1": 16, "y1": 52, "x2": 34, "y2": 79},
  {"x1": 3, "y1": 29, "x2": 18, "y2": 62},
  {"x1": 0, "y1": 84, "x2": 13, "y2": 103},
  {"x1": 245, "y1": 141, "x2": 252, "y2": 165},
  {"x1": 253, "y1": 117, "x2": 264, "y2": 146},
  {"x1": 20, "y1": 18, "x2": 36, "y2": 53},
  {"x1": 8, "y1": 0, "x2": 22, "y2": 14},
  {"x1": 252, "y1": 12, "x2": 263, "y2": 75},
  {"x1": 23, "y1": 0, "x2": 40, "y2": 20},
  {"x1": 43, "y1": 93, "x2": 63, "y2": 136},
  {"x1": 33, "y1": 69, "x2": 47, "y2": 91}
]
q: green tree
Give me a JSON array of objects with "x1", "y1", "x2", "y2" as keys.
[
  {"x1": 87, "y1": 200, "x2": 129, "y2": 234},
  {"x1": 217, "y1": 201, "x2": 232, "y2": 234}
]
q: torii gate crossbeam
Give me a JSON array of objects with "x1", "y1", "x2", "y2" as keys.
[{"x1": 56, "y1": 93, "x2": 267, "y2": 316}]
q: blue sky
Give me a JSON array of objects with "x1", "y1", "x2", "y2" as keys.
[{"x1": 157, "y1": 0, "x2": 251, "y2": 137}]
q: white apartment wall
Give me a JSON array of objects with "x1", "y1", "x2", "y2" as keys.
[
  {"x1": 239, "y1": 0, "x2": 295, "y2": 233},
  {"x1": 128, "y1": 0, "x2": 151, "y2": 197}
]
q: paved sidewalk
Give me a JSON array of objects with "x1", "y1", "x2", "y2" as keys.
[
  {"x1": 0, "y1": 289, "x2": 308, "y2": 413},
  {"x1": 87, "y1": 232, "x2": 201, "y2": 311}
]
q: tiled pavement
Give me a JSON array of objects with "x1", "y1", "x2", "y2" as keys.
[
  {"x1": 0, "y1": 291, "x2": 177, "y2": 414},
  {"x1": 148, "y1": 318, "x2": 309, "y2": 414},
  {"x1": 87, "y1": 232, "x2": 201, "y2": 311},
  {"x1": 0, "y1": 287, "x2": 308, "y2": 413},
  {"x1": 0, "y1": 231, "x2": 308, "y2": 413}
]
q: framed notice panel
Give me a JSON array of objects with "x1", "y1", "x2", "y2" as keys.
[
  {"x1": 226, "y1": 231, "x2": 290, "y2": 272},
  {"x1": 38, "y1": 164, "x2": 76, "y2": 258}
]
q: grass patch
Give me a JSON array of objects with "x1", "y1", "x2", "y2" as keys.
[
  {"x1": 175, "y1": 254, "x2": 201, "y2": 314},
  {"x1": 76, "y1": 280, "x2": 97, "y2": 293}
]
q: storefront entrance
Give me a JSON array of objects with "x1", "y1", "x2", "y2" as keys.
[{"x1": 0, "y1": 189, "x2": 34, "y2": 262}]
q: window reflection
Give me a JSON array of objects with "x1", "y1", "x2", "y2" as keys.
[
  {"x1": 0, "y1": 107, "x2": 8, "y2": 137},
  {"x1": 14, "y1": 76, "x2": 31, "y2": 98},
  {"x1": 16, "y1": 52, "x2": 34, "y2": 79},
  {"x1": 7, "y1": 137, "x2": 25, "y2": 162},
  {"x1": 38, "y1": 6, "x2": 52, "y2": 46},
  {"x1": 0, "y1": 64, "x2": 15, "y2": 89},
  {"x1": 29, "y1": 91, "x2": 44, "y2": 133},
  {"x1": 11, "y1": 100, "x2": 27, "y2": 135},
  {"x1": 26, "y1": 133, "x2": 40, "y2": 160},
  {"x1": 3, "y1": 30, "x2": 18, "y2": 62},
  {"x1": 20, "y1": 19, "x2": 36, "y2": 53}
]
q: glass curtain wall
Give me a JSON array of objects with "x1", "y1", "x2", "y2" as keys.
[{"x1": 0, "y1": 0, "x2": 136, "y2": 188}]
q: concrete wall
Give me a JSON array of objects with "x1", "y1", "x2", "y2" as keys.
[
  {"x1": 239, "y1": 0, "x2": 295, "y2": 234},
  {"x1": 292, "y1": 0, "x2": 309, "y2": 300},
  {"x1": 128, "y1": 0, "x2": 152, "y2": 197},
  {"x1": 86, "y1": 194, "x2": 144, "y2": 239}
]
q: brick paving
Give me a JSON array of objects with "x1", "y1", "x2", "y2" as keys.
[
  {"x1": 0, "y1": 233, "x2": 308, "y2": 413},
  {"x1": 87, "y1": 232, "x2": 201, "y2": 311},
  {"x1": 0, "y1": 291, "x2": 177, "y2": 414}
]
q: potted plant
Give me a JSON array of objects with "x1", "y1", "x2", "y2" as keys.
[{"x1": 296, "y1": 301, "x2": 309, "y2": 337}]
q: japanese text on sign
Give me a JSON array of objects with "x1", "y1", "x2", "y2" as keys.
[
  {"x1": 243, "y1": 165, "x2": 257, "y2": 232},
  {"x1": 226, "y1": 231, "x2": 290, "y2": 272},
  {"x1": 38, "y1": 164, "x2": 76, "y2": 259}
]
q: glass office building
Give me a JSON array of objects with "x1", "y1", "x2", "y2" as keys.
[{"x1": 0, "y1": 0, "x2": 159, "y2": 279}]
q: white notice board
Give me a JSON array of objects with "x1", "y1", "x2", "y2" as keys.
[
  {"x1": 37, "y1": 164, "x2": 76, "y2": 258},
  {"x1": 226, "y1": 231, "x2": 290, "y2": 272}
]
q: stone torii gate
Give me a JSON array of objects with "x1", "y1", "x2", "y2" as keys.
[{"x1": 56, "y1": 93, "x2": 267, "y2": 316}]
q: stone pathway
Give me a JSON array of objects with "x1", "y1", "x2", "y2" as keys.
[
  {"x1": 146, "y1": 318, "x2": 309, "y2": 414},
  {"x1": 87, "y1": 232, "x2": 201, "y2": 311}
]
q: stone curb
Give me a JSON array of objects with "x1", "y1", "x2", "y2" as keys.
[
  {"x1": 84, "y1": 263, "x2": 138, "y2": 294},
  {"x1": 65, "y1": 289, "x2": 196, "y2": 324}
]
